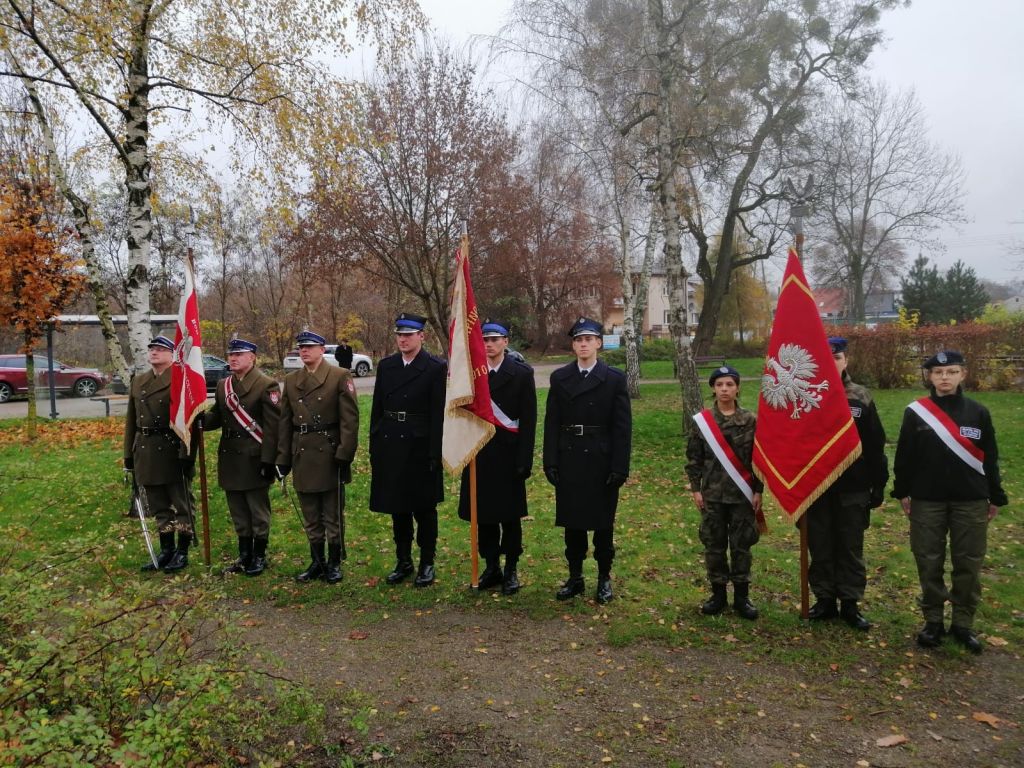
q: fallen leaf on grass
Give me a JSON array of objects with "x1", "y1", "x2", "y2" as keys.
[
  {"x1": 876, "y1": 734, "x2": 908, "y2": 747},
  {"x1": 973, "y1": 712, "x2": 1002, "y2": 729},
  {"x1": 348, "y1": 630, "x2": 369, "y2": 640},
  {"x1": 365, "y1": 576, "x2": 380, "y2": 587},
  {"x1": 986, "y1": 635, "x2": 1008, "y2": 647}
]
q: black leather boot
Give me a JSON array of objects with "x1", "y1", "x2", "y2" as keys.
[
  {"x1": 701, "y1": 583, "x2": 728, "y2": 615},
  {"x1": 840, "y1": 599, "x2": 871, "y2": 630},
  {"x1": 595, "y1": 573, "x2": 613, "y2": 604},
  {"x1": 163, "y1": 532, "x2": 191, "y2": 573},
  {"x1": 296, "y1": 541, "x2": 325, "y2": 583},
  {"x1": 949, "y1": 624, "x2": 982, "y2": 654},
  {"x1": 324, "y1": 543, "x2": 343, "y2": 584},
  {"x1": 808, "y1": 597, "x2": 838, "y2": 620},
  {"x1": 556, "y1": 564, "x2": 585, "y2": 600},
  {"x1": 245, "y1": 537, "x2": 268, "y2": 576},
  {"x1": 501, "y1": 558, "x2": 521, "y2": 596},
  {"x1": 916, "y1": 621, "x2": 945, "y2": 648},
  {"x1": 386, "y1": 541, "x2": 414, "y2": 584},
  {"x1": 733, "y1": 582, "x2": 758, "y2": 620},
  {"x1": 143, "y1": 532, "x2": 176, "y2": 572},
  {"x1": 477, "y1": 558, "x2": 503, "y2": 591},
  {"x1": 224, "y1": 536, "x2": 253, "y2": 575},
  {"x1": 414, "y1": 561, "x2": 436, "y2": 587}
]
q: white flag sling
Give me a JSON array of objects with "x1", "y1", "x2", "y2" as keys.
[
  {"x1": 224, "y1": 376, "x2": 264, "y2": 444},
  {"x1": 907, "y1": 398, "x2": 985, "y2": 476},
  {"x1": 692, "y1": 409, "x2": 755, "y2": 505}
]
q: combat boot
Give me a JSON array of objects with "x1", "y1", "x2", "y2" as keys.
[
  {"x1": 733, "y1": 582, "x2": 759, "y2": 620},
  {"x1": 701, "y1": 583, "x2": 728, "y2": 615},
  {"x1": 414, "y1": 561, "x2": 436, "y2": 587},
  {"x1": 245, "y1": 537, "x2": 268, "y2": 576},
  {"x1": 595, "y1": 572, "x2": 614, "y2": 604},
  {"x1": 840, "y1": 599, "x2": 871, "y2": 630},
  {"x1": 501, "y1": 558, "x2": 521, "y2": 596},
  {"x1": 324, "y1": 543, "x2": 343, "y2": 584},
  {"x1": 808, "y1": 598, "x2": 838, "y2": 621},
  {"x1": 949, "y1": 625, "x2": 982, "y2": 654},
  {"x1": 556, "y1": 564, "x2": 585, "y2": 600},
  {"x1": 477, "y1": 558, "x2": 503, "y2": 591},
  {"x1": 296, "y1": 541, "x2": 325, "y2": 583},
  {"x1": 386, "y1": 542, "x2": 414, "y2": 584},
  {"x1": 163, "y1": 532, "x2": 191, "y2": 573},
  {"x1": 142, "y1": 532, "x2": 176, "y2": 572},
  {"x1": 224, "y1": 536, "x2": 253, "y2": 575},
  {"x1": 916, "y1": 621, "x2": 945, "y2": 648}
]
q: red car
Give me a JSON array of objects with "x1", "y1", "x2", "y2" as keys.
[{"x1": 0, "y1": 355, "x2": 110, "y2": 403}]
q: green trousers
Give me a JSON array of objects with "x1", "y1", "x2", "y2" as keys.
[{"x1": 909, "y1": 498, "x2": 989, "y2": 628}]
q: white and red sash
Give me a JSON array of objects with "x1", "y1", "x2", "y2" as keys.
[
  {"x1": 224, "y1": 376, "x2": 264, "y2": 444},
  {"x1": 907, "y1": 397, "x2": 984, "y2": 476},
  {"x1": 490, "y1": 400, "x2": 519, "y2": 432},
  {"x1": 693, "y1": 409, "x2": 755, "y2": 505}
]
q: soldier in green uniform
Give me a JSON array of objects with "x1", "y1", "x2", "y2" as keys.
[
  {"x1": 276, "y1": 331, "x2": 359, "y2": 584},
  {"x1": 893, "y1": 350, "x2": 1008, "y2": 653},
  {"x1": 123, "y1": 335, "x2": 197, "y2": 573},
  {"x1": 685, "y1": 366, "x2": 763, "y2": 619},
  {"x1": 805, "y1": 338, "x2": 888, "y2": 630},
  {"x1": 204, "y1": 337, "x2": 281, "y2": 576}
]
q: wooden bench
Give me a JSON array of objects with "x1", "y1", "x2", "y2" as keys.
[
  {"x1": 91, "y1": 394, "x2": 130, "y2": 417},
  {"x1": 693, "y1": 355, "x2": 727, "y2": 369}
]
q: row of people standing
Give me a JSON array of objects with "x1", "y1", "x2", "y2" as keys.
[{"x1": 684, "y1": 340, "x2": 1007, "y2": 654}]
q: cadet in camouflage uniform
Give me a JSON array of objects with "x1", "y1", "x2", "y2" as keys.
[
  {"x1": 893, "y1": 350, "x2": 1008, "y2": 654},
  {"x1": 204, "y1": 337, "x2": 281, "y2": 576},
  {"x1": 806, "y1": 338, "x2": 888, "y2": 630},
  {"x1": 685, "y1": 366, "x2": 763, "y2": 619},
  {"x1": 276, "y1": 330, "x2": 360, "y2": 585},
  {"x1": 123, "y1": 336, "x2": 197, "y2": 573}
]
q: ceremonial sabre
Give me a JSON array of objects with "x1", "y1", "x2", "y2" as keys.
[{"x1": 131, "y1": 474, "x2": 159, "y2": 569}]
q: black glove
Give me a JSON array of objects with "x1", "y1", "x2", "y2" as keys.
[
  {"x1": 606, "y1": 472, "x2": 627, "y2": 489},
  {"x1": 259, "y1": 462, "x2": 276, "y2": 481},
  {"x1": 123, "y1": 457, "x2": 134, "y2": 471},
  {"x1": 276, "y1": 464, "x2": 291, "y2": 478},
  {"x1": 544, "y1": 466, "x2": 559, "y2": 486},
  {"x1": 516, "y1": 465, "x2": 532, "y2": 480},
  {"x1": 869, "y1": 488, "x2": 884, "y2": 509},
  {"x1": 336, "y1": 458, "x2": 352, "y2": 473},
  {"x1": 179, "y1": 458, "x2": 195, "y2": 480}
]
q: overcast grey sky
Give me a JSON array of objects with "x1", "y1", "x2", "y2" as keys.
[{"x1": 414, "y1": 0, "x2": 1024, "y2": 284}]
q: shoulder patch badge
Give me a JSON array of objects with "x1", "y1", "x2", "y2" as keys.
[
  {"x1": 269, "y1": 391, "x2": 280, "y2": 405},
  {"x1": 347, "y1": 379, "x2": 356, "y2": 395}
]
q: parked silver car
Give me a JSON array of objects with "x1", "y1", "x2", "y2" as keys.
[{"x1": 282, "y1": 345, "x2": 373, "y2": 377}]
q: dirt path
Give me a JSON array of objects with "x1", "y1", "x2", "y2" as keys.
[{"x1": 235, "y1": 600, "x2": 1023, "y2": 768}]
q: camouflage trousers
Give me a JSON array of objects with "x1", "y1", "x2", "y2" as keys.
[
  {"x1": 807, "y1": 490, "x2": 870, "y2": 602},
  {"x1": 909, "y1": 498, "x2": 989, "y2": 628},
  {"x1": 700, "y1": 501, "x2": 760, "y2": 585}
]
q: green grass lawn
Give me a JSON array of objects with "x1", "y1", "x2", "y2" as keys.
[{"x1": 1, "y1": 384, "x2": 1021, "y2": 660}]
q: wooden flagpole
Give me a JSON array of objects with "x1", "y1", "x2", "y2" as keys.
[
  {"x1": 799, "y1": 514, "x2": 809, "y2": 619},
  {"x1": 470, "y1": 457, "x2": 479, "y2": 588},
  {"x1": 792, "y1": 187, "x2": 811, "y2": 621},
  {"x1": 198, "y1": 423, "x2": 211, "y2": 567}
]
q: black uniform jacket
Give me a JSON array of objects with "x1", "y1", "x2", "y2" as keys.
[
  {"x1": 892, "y1": 389, "x2": 1007, "y2": 506},
  {"x1": 458, "y1": 354, "x2": 537, "y2": 523},
  {"x1": 204, "y1": 367, "x2": 281, "y2": 491},
  {"x1": 369, "y1": 348, "x2": 446, "y2": 514},
  {"x1": 124, "y1": 367, "x2": 193, "y2": 485},
  {"x1": 829, "y1": 373, "x2": 888, "y2": 496},
  {"x1": 276, "y1": 362, "x2": 359, "y2": 493},
  {"x1": 543, "y1": 359, "x2": 632, "y2": 531}
]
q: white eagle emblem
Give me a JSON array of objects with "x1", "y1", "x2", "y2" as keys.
[{"x1": 761, "y1": 343, "x2": 830, "y2": 419}]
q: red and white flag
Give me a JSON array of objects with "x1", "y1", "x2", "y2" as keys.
[
  {"x1": 442, "y1": 233, "x2": 496, "y2": 473},
  {"x1": 171, "y1": 256, "x2": 207, "y2": 453},
  {"x1": 753, "y1": 248, "x2": 861, "y2": 521}
]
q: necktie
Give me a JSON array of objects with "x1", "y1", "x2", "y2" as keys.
[{"x1": 581, "y1": 369, "x2": 589, "y2": 379}]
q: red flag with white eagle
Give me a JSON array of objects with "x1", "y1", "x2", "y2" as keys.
[
  {"x1": 753, "y1": 248, "x2": 861, "y2": 521},
  {"x1": 171, "y1": 255, "x2": 207, "y2": 453},
  {"x1": 442, "y1": 232, "x2": 496, "y2": 474}
]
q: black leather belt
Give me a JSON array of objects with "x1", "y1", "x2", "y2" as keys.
[
  {"x1": 562, "y1": 424, "x2": 605, "y2": 436},
  {"x1": 384, "y1": 410, "x2": 426, "y2": 422},
  {"x1": 224, "y1": 428, "x2": 252, "y2": 439},
  {"x1": 294, "y1": 423, "x2": 339, "y2": 434},
  {"x1": 140, "y1": 427, "x2": 172, "y2": 436}
]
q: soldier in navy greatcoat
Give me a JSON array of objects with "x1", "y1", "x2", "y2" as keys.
[
  {"x1": 457, "y1": 320, "x2": 537, "y2": 595},
  {"x1": 369, "y1": 313, "x2": 447, "y2": 587},
  {"x1": 543, "y1": 317, "x2": 632, "y2": 604}
]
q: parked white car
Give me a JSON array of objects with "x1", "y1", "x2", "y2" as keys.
[{"x1": 282, "y1": 345, "x2": 374, "y2": 377}]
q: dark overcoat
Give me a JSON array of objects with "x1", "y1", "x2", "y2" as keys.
[
  {"x1": 123, "y1": 367, "x2": 190, "y2": 485},
  {"x1": 458, "y1": 355, "x2": 537, "y2": 523},
  {"x1": 543, "y1": 359, "x2": 632, "y2": 530},
  {"x1": 369, "y1": 349, "x2": 446, "y2": 513},
  {"x1": 204, "y1": 367, "x2": 281, "y2": 491},
  {"x1": 276, "y1": 362, "x2": 359, "y2": 493}
]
